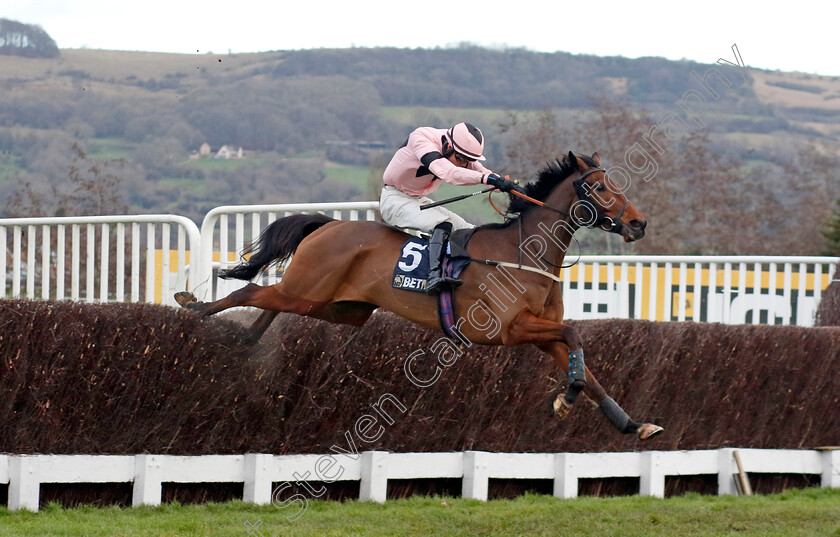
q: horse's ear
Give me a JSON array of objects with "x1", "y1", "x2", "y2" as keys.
[
  {"x1": 569, "y1": 151, "x2": 587, "y2": 171},
  {"x1": 591, "y1": 152, "x2": 601, "y2": 166}
]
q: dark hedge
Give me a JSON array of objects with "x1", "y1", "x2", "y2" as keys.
[
  {"x1": 1, "y1": 299, "x2": 838, "y2": 456},
  {"x1": 816, "y1": 263, "x2": 840, "y2": 326}
]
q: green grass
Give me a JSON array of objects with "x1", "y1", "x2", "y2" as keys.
[
  {"x1": 381, "y1": 106, "x2": 511, "y2": 127},
  {"x1": 2, "y1": 488, "x2": 838, "y2": 537},
  {"x1": 0, "y1": 156, "x2": 22, "y2": 183},
  {"x1": 379, "y1": 106, "x2": 583, "y2": 130},
  {"x1": 86, "y1": 137, "x2": 136, "y2": 160},
  {"x1": 430, "y1": 181, "x2": 509, "y2": 225},
  {"x1": 158, "y1": 177, "x2": 207, "y2": 192},
  {"x1": 182, "y1": 158, "x2": 253, "y2": 172},
  {"x1": 324, "y1": 162, "x2": 375, "y2": 193}
]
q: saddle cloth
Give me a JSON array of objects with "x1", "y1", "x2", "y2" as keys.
[{"x1": 391, "y1": 228, "x2": 475, "y2": 337}]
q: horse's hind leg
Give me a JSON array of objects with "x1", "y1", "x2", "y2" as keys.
[
  {"x1": 174, "y1": 284, "x2": 256, "y2": 317},
  {"x1": 176, "y1": 285, "x2": 376, "y2": 343},
  {"x1": 241, "y1": 310, "x2": 280, "y2": 344},
  {"x1": 176, "y1": 282, "x2": 324, "y2": 323}
]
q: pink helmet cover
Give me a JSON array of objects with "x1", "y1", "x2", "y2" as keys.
[{"x1": 446, "y1": 122, "x2": 486, "y2": 161}]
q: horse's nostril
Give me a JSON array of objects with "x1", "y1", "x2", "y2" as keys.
[{"x1": 630, "y1": 219, "x2": 647, "y2": 231}]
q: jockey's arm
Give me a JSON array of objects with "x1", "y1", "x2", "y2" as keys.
[
  {"x1": 407, "y1": 127, "x2": 492, "y2": 186},
  {"x1": 427, "y1": 158, "x2": 488, "y2": 186}
]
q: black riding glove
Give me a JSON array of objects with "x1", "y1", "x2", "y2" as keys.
[{"x1": 485, "y1": 173, "x2": 517, "y2": 193}]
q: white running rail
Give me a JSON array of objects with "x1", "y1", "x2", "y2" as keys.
[
  {"x1": 3, "y1": 448, "x2": 838, "y2": 511},
  {"x1": 2, "y1": 205, "x2": 837, "y2": 327},
  {"x1": 0, "y1": 215, "x2": 200, "y2": 307},
  {"x1": 560, "y1": 255, "x2": 839, "y2": 326},
  {"x1": 194, "y1": 202, "x2": 379, "y2": 302}
]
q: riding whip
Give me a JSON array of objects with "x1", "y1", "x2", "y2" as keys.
[{"x1": 419, "y1": 187, "x2": 496, "y2": 210}]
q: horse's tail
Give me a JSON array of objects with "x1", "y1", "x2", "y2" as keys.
[{"x1": 217, "y1": 213, "x2": 335, "y2": 281}]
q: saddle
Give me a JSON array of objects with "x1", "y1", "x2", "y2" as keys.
[{"x1": 391, "y1": 228, "x2": 476, "y2": 337}]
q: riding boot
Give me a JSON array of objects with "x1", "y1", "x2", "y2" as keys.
[{"x1": 425, "y1": 224, "x2": 462, "y2": 295}]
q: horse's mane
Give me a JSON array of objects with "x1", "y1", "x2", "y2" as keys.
[{"x1": 480, "y1": 153, "x2": 597, "y2": 229}]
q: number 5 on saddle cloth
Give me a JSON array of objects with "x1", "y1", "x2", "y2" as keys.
[{"x1": 391, "y1": 231, "x2": 473, "y2": 337}]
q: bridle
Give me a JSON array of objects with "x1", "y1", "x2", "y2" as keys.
[
  {"x1": 506, "y1": 167, "x2": 630, "y2": 235},
  {"x1": 570, "y1": 168, "x2": 630, "y2": 235},
  {"x1": 494, "y1": 167, "x2": 631, "y2": 271}
]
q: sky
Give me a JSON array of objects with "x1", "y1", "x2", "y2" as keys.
[{"x1": 4, "y1": 0, "x2": 840, "y2": 77}]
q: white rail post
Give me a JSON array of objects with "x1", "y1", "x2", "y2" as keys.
[
  {"x1": 462, "y1": 451, "x2": 490, "y2": 501},
  {"x1": 640, "y1": 451, "x2": 665, "y2": 498},
  {"x1": 9, "y1": 455, "x2": 40, "y2": 511},
  {"x1": 243, "y1": 454, "x2": 273, "y2": 505},
  {"x1": 821, "y1": 449, "x2": 840, "y2": 488},
  {"x1": 717, "y1": 448, "x2": 738, "y2": 495},
  {"x1": 359, "y1": 451, "x2": 388, "y2": 503},
  {"x1": 553, "y1": 452, "x2": 578, "y2": 499},
  {"x1": 133, "y1": 454, "x2": 163, "y2": 507}
]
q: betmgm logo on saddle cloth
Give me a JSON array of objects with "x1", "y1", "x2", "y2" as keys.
[
  {"x1": 392, "y1": 237, "x2": 470, "y2": 292},
  {"x1": 392, "y1": 238, "x2": 430, "y2": 291}
]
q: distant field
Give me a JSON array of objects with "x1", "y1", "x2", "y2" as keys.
[
  {"x1": 752, "y1": 70, "x2": 840, "y2": 110},
  {"x1": 430, "y1": 181, "x2": 509, "y2": 225},
  {"x1": 1, "y1": 489, "x2": 838, "y2": 537},
  {"x1": 0, "y1": 49, "x2": 286, "y2": 91},
  {"x1": 0, "y1": 156, "x2": 21, "y2": 183},
  {"x1": 324, "y1": 161, "x2": 375, "y2": 194},
  {"x1": 87, "y1": 137, "x2": 135, "y2": 159},
  {"x1": 183, "y1": 157, "x2": 255, "y2": 172},
  {"x1": 157, "y1": 177, "x2": 207, "y2": 192},
  {"x1": 381, "y1": 106, "x2": 512, "y2": 127}
]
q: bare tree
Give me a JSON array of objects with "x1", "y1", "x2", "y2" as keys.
[
  {"x1": 494, "y1": 98, "x2": 827, "y2": 255},
  {"x1": 2, "y1": 142, "x2": 128, "y2": 217}
]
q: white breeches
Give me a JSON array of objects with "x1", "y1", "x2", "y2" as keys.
[{"x1": 379, "y1": 186, "x2": 474, "y2": 234}]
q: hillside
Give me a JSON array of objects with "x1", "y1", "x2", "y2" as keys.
[{"x1": 0, "y1": 46, "x2": 838, "y2": 253}]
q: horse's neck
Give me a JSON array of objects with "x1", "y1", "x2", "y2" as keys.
[{"x1": 520, "y1": 186, "x2": 578, "y2": 268}]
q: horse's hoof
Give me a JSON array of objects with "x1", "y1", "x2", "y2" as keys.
[
  {"x1": 174, "y1": 291, "x2": 198, "y2": 307},
  {"x1": 637, "y1": 423, "x2": 664, "y2": 440},
  {"x1": 553, "y1": 395, "x2": 572, "y2": 419}
]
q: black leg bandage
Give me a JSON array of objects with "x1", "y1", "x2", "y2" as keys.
[
  {"x1": 568, "y1": 349, "x2": 586, "y2": 384},
  {"x1": 564, "y1": 349, "x2": 587, "y2": 405},
  {"x1": 598, "y1": 396, "x2": 641, "y2": 434}
]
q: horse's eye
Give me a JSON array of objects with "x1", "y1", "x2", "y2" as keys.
[{"x1": 596, "y1": 184, "x2": 607, "y2": 192}]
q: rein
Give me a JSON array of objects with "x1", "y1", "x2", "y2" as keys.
[{"x1": 519, "y1": 216, "x2": 581, "y2": 270}]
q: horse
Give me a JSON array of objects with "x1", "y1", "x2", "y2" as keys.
[{"x1": 175, "y1": 151, "x2": 663, "y2": 440}]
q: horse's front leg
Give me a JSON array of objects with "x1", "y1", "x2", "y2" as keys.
[{"x1": 508, "y1": 312, "x2": 663, "y2": 440}]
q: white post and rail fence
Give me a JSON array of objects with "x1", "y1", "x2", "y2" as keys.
[
  {"x1": 1, "y1": 202, "x2": 837, "y2": 326},
  {"x1": 3, "y1": 449, "x2": 839, "y2": 511}
]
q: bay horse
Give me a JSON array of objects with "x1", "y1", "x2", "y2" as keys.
[{"x1": 175, "y1": 152, "x2": 663, "y2": 440}]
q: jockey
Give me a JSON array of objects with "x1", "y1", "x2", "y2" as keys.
[{"x1": 381, "y1": 122, "x2": 517, "y2": 295}]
